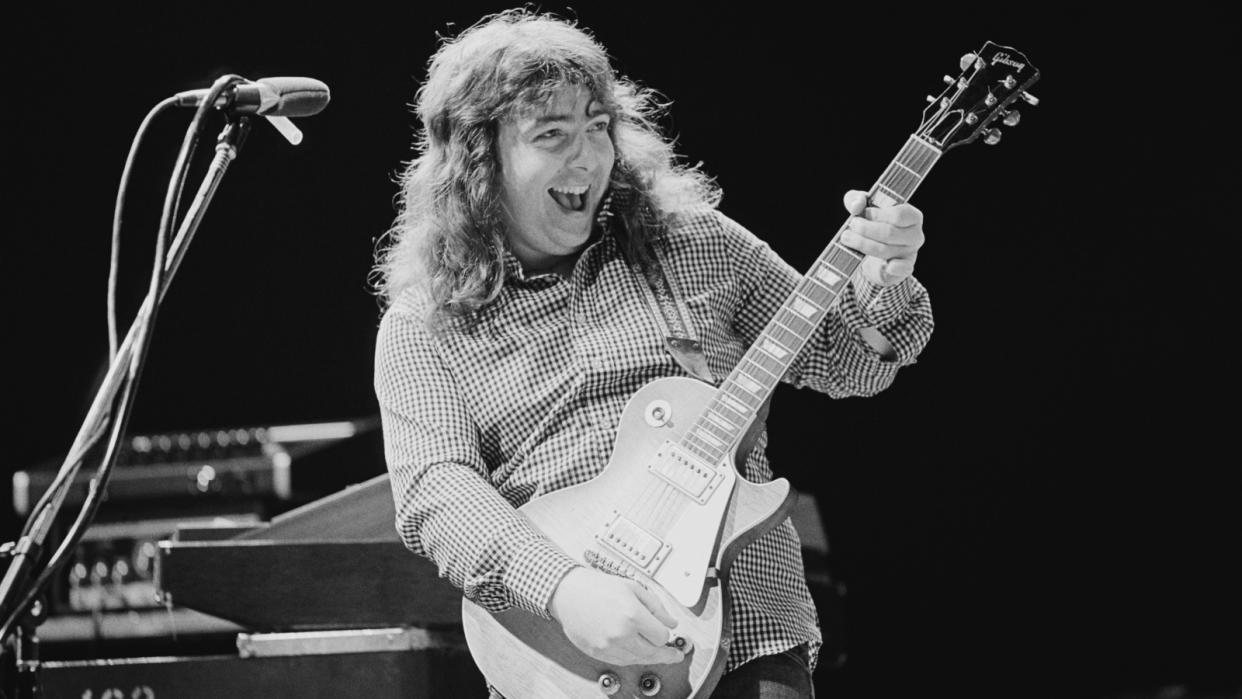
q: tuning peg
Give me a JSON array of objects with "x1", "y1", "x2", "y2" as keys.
[
  {"x1": 1001, "y1": 109, "x2": 1021, "y2": 127},
  {"x1": 983, "y1": 128, "x2": 1002, "y2": 145},
  {"x1": 943, "y1": 75, "x2": 955, "y2": 85},
  {"x1": 926, "y1": 94, "x2": 937, "y2": 104},
  {"x1": 1020, "y1": 91, "x2": 1040, "y2": 106},
  {"x1": 959, "y1": 53, "x2": 977, "y2": 71}
]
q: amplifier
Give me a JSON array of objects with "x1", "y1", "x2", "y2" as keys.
[
  {"x1": 11, "y1": 419, "x2": 375, "y2": 515},
  {"x1": 10, "y1": 419, "x2": 381, "y2": 621},
  {"x1": 61, "y1": 514, "x2": 260, "y2": 614},
  {"x1": 37, "y1": 627, "x2": 485, "y2": 698}
]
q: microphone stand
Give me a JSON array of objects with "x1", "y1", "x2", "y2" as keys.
[{"x1": 0, "y1": 114, "x2": 253, "y2": 698}]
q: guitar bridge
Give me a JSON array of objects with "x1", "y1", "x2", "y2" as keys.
[
  {"x1": 584, "y1": 549, "x2": 638, "y2": 580},
  {"x1": 594, "y1": 514, "x2": 671, "y2": 576}
]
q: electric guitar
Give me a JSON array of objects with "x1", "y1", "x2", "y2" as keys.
[{"x1": 462, "y1": 42, "x2": 1041, "y2": 699}]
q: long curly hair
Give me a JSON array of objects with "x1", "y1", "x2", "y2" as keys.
[{"x1": 371, "y1": 9, "x2": 720, "y2": 323}]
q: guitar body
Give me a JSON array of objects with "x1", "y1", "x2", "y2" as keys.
[{"x1": 462, "y1": 376, "x2": 795, "y2": 699}]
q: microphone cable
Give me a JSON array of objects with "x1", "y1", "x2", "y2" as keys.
[{"x1": 1, "y1": 75, "x2": 245, "y2": 644}]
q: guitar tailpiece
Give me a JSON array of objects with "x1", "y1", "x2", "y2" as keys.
[{"x1": 584, "y1": 549, "x2": 639, "y2": 581}]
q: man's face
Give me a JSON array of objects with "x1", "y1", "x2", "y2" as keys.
[{"x1": 496, "y1": 84, "x2": 615, "y2": 274}]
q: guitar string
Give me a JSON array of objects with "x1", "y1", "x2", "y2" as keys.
[{"x1": 607, "y1": 135, "x2": 939, "y2": 569}]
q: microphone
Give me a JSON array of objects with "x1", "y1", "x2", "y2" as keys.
[{"x1": 174, "y1": 77, "x2": 330, "y2": 117}]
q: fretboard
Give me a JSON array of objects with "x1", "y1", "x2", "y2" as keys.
[{"x1": 679, "y1": 135, "x2": 942, "y2": 465}]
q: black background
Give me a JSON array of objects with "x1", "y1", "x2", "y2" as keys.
[{"x1": 3, "y1": 5, "x2": 1237, "y2": 698}]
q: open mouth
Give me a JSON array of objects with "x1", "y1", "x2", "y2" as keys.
[{"x1": 548, "y1": 184, "x2": 590, "y2": 213}]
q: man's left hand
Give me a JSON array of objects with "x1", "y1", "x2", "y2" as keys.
[{"x1": 840, "y1": 189, "x2": 925, "y2": 287}]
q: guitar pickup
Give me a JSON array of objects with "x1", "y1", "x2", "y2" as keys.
[
  {"x1": 594, "y1": 514, "x2": 671, "y2": 574},
  {"x1": 648, "y1": 442, "x2": 724, "y2": 504}
]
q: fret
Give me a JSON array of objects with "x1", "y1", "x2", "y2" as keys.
[
  {"x1": 893, "y1": 141, "x2": 913, "y2": 165},
  {"x1": 825, "y1": 245, "x2": 862, "y2": 275},
  {"x1": 704, "y1": 409, "x2": 736, "y2": 431},
  {"x1": 789, "y1": 296, "x2": 819, "y2": 319},
  {"x1": 744, "y1": 356, "x2": 779, "y2": 382},
  {"x1": 693, "y1": 430, "x2": 724, "y2": 450},
  {"x1": 680, "y1": 437, "x2": 716, "y2": 464},
  {"x1": 881, "y1": 168, "x2": 917, "y2": 198},
  {"x1": 766, "y1": 324, "x2": 799, "y2": 351},
  {"x1": 799, "y1": 281, "x2": 833, "y2": 309},
  {"x1": 879, "y1": 182, "x2": 909, "y2": 203},
  {"x1": 688, "y1": 403, "x2": 749, "y2": 457},
  {"x1": 734, "y1": 373, "x2": 763, "y2": 395},
  {"x1": 907, "y1": 147, "x2": 935, "y2": 175},
  {"x1": 893, "y1": 160, "x2": 921, "y2": 179},
  {"x1": 697, "y1": 418, "x2": 734, "y2": 444},
  {"x1": 906, "y1": 137, "x2": 940, "y2": 172},
  {"x1": 897, "y1": 137, "x2": 937, "y2": 174},
  {"x1": 871, "y1": 188, "x2": 901, "y2": 207},
  {"x1": 807, "y1": 271, "x2": 846, "y2": 299},
  {"x1": 875, "y1": 181, "x2": 904, "y2": 202},
  {"x1": 895, "y1": 152, "x2": 927, "y2": 176},
  {"x1": 894, "y1": 139, "x2": 917, "y2": 168},
  {"x1": 718, "y1": 394, "x2": 749, "y2": 416},
  {"x1": 753, "y1": 345, "x2": 784, "y2": 371},
  {"x1": 775, "y1": 311, "x2": 813, "y2": 338},
  {"x1": 724, "y1": 383, "x2": 760, "y2": 408},
  {"x1": 812, "y1": 264, "x2": 846, "y2": 289},
  {"x1": 710, "y1": 407, "x2": 745, "y2": 439},
  {"x1": 759, "y1": 337, "x2": 790, "y2": 361}
]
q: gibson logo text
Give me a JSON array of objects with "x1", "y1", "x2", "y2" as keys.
[{"x1": 991, "y1": 52, "x2": 1026, "y2": 72}]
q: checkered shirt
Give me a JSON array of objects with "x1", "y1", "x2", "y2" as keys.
[{"x1": 374, "y1": 206, "x2": 933, "y2": 673}]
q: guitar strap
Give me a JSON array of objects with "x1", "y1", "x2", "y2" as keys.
[{"x1": 631, "y1": 243, "x2": 717, "y2": 385}]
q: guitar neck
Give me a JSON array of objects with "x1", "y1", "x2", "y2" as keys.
[{"x1": 678, "y1": 135, "x2": 943, "y2": 464}]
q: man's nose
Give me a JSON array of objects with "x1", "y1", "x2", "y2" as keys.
[{"x1": 567, "y1": 131, "x2": 598, "y2": 171}]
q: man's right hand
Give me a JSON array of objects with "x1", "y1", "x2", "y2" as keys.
[{"x1": 548, "y1": 567, "x2": 685, "y2": 666}]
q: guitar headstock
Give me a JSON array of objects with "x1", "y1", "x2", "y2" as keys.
[{"x1": 919, "y1": 41, "x2": 1040, "y2": 151}]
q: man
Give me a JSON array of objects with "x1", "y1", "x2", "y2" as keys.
[{"x1": 373, "y1": 10, "x2": 932, "y2": 697}]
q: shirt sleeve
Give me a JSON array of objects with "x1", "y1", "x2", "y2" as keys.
[
  {"x1": 374, "y1": 304, "x2": 580, "y2": 619},
  {"x1": 721, "y1": 212, "x2": 934, "y2": 398}
]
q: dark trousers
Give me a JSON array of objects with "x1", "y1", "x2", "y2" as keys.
[{"x1": 707, "y1": 644, "x2": 815, "y2": 698}]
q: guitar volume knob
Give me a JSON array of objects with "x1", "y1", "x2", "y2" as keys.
[
  {"x1": 598, "y1": 671, "x2": 621, "y2": 695},
  {"x1": 644, "y1": 400, "x2": 672, "y2": 427},
  {"x1": 639, "y1": 673, "x2": 662, "y2": 696}
]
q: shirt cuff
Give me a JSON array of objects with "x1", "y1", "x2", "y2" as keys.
[
  {"x1": 503, "y1": 535, "x2": 582, "y2": 619},
  {"x1": 848, "y1": 275, "x2": 919, "y2": 329}
]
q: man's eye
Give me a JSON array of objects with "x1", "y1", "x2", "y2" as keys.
[
  {"x1": 588, "y1": 120, "x2": 610, "y2": 132},
  {"x1": 536, "y1": 129, "x2": 562, "y2": 141}
]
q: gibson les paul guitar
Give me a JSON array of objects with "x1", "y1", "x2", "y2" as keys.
[{"x1": 463, "y1": 41, "x2": 1040, "y2": 699}]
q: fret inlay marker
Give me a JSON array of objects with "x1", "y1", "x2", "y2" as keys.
[
  {"x1": 761, "y1": 339, "x2": 788, "y2": 360},
  {"x1": 814, "y1": 267, "x2": 841, "y2": 286},
  {"x1": 736, "y1": 375, "x2": 762, "y2": 394},
  {"x1": 791, "y1": 298, "x2": 817, "y2": 317}
]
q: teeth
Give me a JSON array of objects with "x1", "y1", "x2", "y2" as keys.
[{"x1": 550, "y1": 185, "x2": 589, "y2": 195}]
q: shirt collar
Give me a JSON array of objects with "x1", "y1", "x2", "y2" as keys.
[{"x1": 500, "y1": 189, "x2": 618, "y2": 285}]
